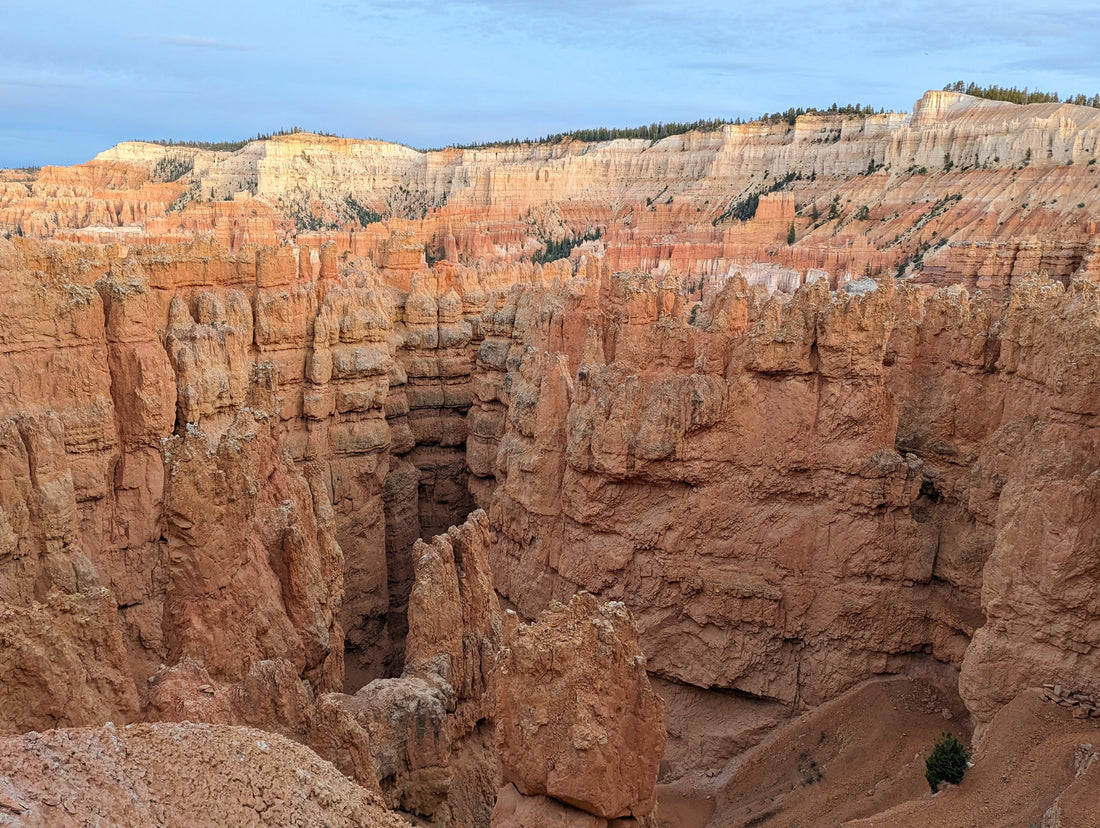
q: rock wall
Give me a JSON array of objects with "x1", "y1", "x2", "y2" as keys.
[
  {"x1": 0, "y1": 233, "x2": 525, "y2": 817},
  {"x1": 494, "y1": 592, "x2": 665, "y2": 826},
  {"x1": 479, "y1": 269, "x2": 1100, "y2": 720},
  {"x1": 338, "y1": 509, "x2": 505, "y2": 826},
  {"x1": 2, "y1": 224, "x2": 1097, "y2": 735},
  {"x1": 0, "y1": 235, "x2": 563, "y2": 711}
]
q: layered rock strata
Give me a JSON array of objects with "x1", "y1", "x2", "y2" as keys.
[
  {"x1": 479, "y1": 268, "x2": 1099, "y2": 722},
  {"x1": 0, "y1": 235, "x2": 546, "y2": 719},
  {"x1": 2, "y1": 226, "x2": 1097, "y2": 740},
  {"x1": 8, "y1": 92, "x2": 1100, "y2": 295},
  {"x1": 340, "y1": 510, "x2": 505, "y2": 826},
  {"x1": 1, "y1": 92, "x2": 1100, "y2": 825}
]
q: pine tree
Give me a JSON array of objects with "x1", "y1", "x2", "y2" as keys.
[
  {"x1": 925, "y1": 731, "x2": 970, "y2": 792},
  {"x1": 787, "y1": 222, "x2": 796, "y2": 245}
]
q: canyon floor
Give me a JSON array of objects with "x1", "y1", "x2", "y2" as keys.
[
  {"x1": 660, "y1": 677, "x2": 1099, "y2": 828},
  {"x1": 1, "y1": 90, "x2": 1099, "y2": 826}
]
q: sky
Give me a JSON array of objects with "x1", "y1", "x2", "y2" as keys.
[{"x1": 3, "y1": 0, "x2": 1100, "y2": 168}]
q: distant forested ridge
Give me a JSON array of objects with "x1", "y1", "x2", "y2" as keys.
[
  {"x1": 138, "y1": 127, "x2": 343, "y2": 153},
  {"x1": 445, "y1": 103, "x2": 888, "y2": 150},
  {"x1": 140, "y1": 84, "x2": 1100, "y2": 160},
  {"x1": 944, "y1": 80, "x2": 1100, "y2": 108}
]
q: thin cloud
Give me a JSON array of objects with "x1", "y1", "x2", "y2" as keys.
[
  {"x1": 133, "y1": 33, "x2": 254, "y2": 51},
  {"x1": 0, "y1": 77, "x2": 80, "y2": 90},
  {"x1": 672, "y1": 59, "x2": 761, "y2": 76}
]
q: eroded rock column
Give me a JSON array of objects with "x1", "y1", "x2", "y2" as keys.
[{"x1": 493, "y1": 591, "x2": 665, "y2": 827}]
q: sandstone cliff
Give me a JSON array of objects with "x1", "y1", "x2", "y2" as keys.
[
  {"x1": 1, "y1": 227, "x2": 1098, "y2": 817},
  {"x1": 1, "y1": 91, "x2": 1099, "y2": 827},
  {"x1": 8, "y1": 92, "x2": 1100, "y2": 294},
  {"x1": 483, "y1": 268, "x2": 1099, "y2": 720},
  {"x1": 343, "y1": 509, "x2": 505, "y2": 827}
]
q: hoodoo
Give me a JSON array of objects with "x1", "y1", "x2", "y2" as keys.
[{"x1": 1, "y1": 91, "x2": 1098, "y2": 826}]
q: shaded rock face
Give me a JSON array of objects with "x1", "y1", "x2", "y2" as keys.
[
  {"x1": 138, "y1": 511, "x2": 504, "y2": 824},
  {"x1": 0, "y1": 588, "x2": 139, "y2": 734},
  {"x1": 0, "y1": 238, "x2": 540, "y2": 729},
  {"x1": 337, "y1": 510, "x2": 506, "y2": 826},
  {"x1": 0, "y1": 232, "x2": 523, "y2": 819},
  {"x1": 495, "y1": 592, "x2": 665, "y2": 825},
  {"x1": 142, "y1": 656, "x2": 382, "y2": 793},
  {"x1": 1, "y1": 229, "x2": 1098, "y2": 745},
  {"x1": 957, "y1": 280, "x2": 1100, "y2": 725},
  {"x1": 480, "y1": 270, "x2": 1100, "y2": 723},
  {"x1": 161, "y1": 406, "x2": 345, "y2": 691}
]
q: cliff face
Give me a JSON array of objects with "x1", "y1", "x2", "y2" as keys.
[
  {"x1": 480, "y1": 269, "x2": 1100, "y2": 720},
  {"x1": 0, "y1": 234, "x2": 548, "y2": 724},
  {"x1": 2, "y1": 225, "x2": 1095, "y2": 732},
  {"x1": 8, "y1": 92, "x2": 1100, "y2": 294},
  {"x1": 495, "y1": 591, "x2": 665, "y2": 826},
  {"x1": 2, "y1": 91, "x2": 1100, "y2": 825}
]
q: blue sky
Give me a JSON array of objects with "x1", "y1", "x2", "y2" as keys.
[{"x1": 3, "y1": 0, "x2": 1100, "y2": 167}]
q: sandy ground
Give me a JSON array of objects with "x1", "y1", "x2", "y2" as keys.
[
  {"x1": 844, "y1": 688, "x2": 1100, "y2": 828},
  {"x1": 657, "y1": 673, "x2": 1099, "y2": 828},
  {"x1": 654, "y1": 675, "x2": 787, "y2": 828}
]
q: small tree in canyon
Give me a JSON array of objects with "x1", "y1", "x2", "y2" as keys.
[{"x1": 925, "y1": 731, "x2": 970, "y2": 792}]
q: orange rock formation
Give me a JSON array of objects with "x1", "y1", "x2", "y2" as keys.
[
  {"x1": 495, "y1": 592, "x2": 665, "y2": 826},
  {"x1": 1, "y1": 90, "x2": 1099, "y2": 826}
]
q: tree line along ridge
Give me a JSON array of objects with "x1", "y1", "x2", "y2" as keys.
[{"x1": 943, "y1": 80, "x2": 1100, "y2": 108}]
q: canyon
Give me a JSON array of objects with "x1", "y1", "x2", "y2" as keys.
[{"x1": 0, "y1": 90, "x2": 1098, "y2": 826}]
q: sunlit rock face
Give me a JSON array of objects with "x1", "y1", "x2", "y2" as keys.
[{"x1": 3, "y1": 226, "x2": 1095, "y2": 738}]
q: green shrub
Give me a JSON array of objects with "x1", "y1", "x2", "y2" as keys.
[
  {"x1": 152, "y1": 154, "x2": 194, "y2": 182},
  {"x1": 531, "y1": 227, "x2": 601, "y2": 264},
  {"x1": 925, "y1": 731, "x2": 970, "y2": 792},
  {"x1": 713, "y1": 171, "x2": 799, "y2": 225},
  {"x1": 343, "y1": 194, "x2": 383, "y2": 227}
]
